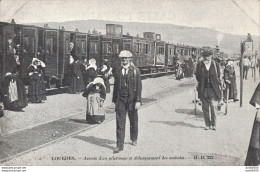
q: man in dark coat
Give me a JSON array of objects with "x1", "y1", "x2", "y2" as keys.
[
  {"x1": 196, "y1": 50, "x2": 221, "y2": 130},
  {"x1": 112, "y1": 50, "x2": 142, "y2": 153}
]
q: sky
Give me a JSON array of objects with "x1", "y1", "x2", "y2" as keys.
[{"x1": 0, "y1": 0, "x2": 259, "y2": 35}]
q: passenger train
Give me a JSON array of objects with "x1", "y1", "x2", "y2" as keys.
[{"x1": 0, "y1": 19, "x2": 228, "y2": 87}]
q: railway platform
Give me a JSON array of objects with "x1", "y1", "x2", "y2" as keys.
[{"x1": 1, "y1": 70, "x2": 258, "y2": 165}]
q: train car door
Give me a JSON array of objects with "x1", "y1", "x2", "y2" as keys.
[
  {"x1": 112, "y1": 38, "x2": 122, "y2": 69},
  {"x1": 20, "y1": 27, "x2": 38, "y2": 79},
  {"x1": 44, "y1": 30, "x2": 59, "y2": 79},
  {"x1": 101, "y1": 35, "x2": 112, "y2": 64},
  {"x1": 0, "y1": 23, "x2": 14, "y2": 80},
  {"x1": 59, "y1": 31, "x2": 70, "y2": 80},
  {"x1": 88, "y1": 34, "x2": 100, "y2": 68},
  {"x1": 155, "y1": 41, "x2": 166, "y2": 66}
]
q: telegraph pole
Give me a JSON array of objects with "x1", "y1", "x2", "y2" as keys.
[{"x1": 240, "y1": 41, "x2": 244, "y2": 107}]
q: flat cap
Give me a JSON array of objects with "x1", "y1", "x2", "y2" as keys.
[
  {"x1": 201, "y1": 50, "x2": 213, "y2": 57},
  {"x1": 119, "y1": 50, "x2": 133, "y2": 58}
]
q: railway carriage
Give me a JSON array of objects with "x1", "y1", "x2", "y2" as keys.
[{"x1": 0, "y1": 19, "x2": 225, "y2": 87}]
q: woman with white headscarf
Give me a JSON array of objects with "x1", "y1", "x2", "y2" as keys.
[
  {"x1": 82, "y1": 77, "x2": 106, "y2": 124},
  {"x1": 85, "y1": 58, "x2": 97, "y2": 86},
  {"x1": 224, "y1": 60, "x2": 238, "y2": 102},
  {"x1": 27, "y1": 58, "x2": 46, "y2": 103}
]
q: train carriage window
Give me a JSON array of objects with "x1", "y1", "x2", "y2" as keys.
[
  {"x1": 65, "y1": 42, "x2": 70, "y2": 53},
  {"x1": 65, "y1": 35, "x2": 70, "y2": 53},
  {"x1": 102, "y1": 42, "x2": 111, "y2": 54},
  {"x1": 144, "y1": 44, "x2": 150, "y2": 54},
  {"x1": 23, "y1": 36, "x2": 34, "y2": 53},
  {"x1": 90, "y1": 42, "x2": 98, "y2": 54},
  {"x1": 123, "y1": 43, "x2": 131, "y2": 51},
  {"x1": 45, "y1": 37, "x2": 57, "y2": 54},
  {"x1": 76, "y1": 40, "x2": 87, "y2": 54},
  {"x1": 113, "y1": 43, "x2": 119, "y2": 54},
  {"x1": 135, "y1": 43, "x2": 142, "y2": 53},
  {"x1": 158, "y1": 46, "x2": 164, "y2": 55}
]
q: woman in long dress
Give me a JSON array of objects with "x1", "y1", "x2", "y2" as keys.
[
  {"x1": 28, "y1": 58, "x2": 47, "y2": 103},
  {"x1": 224, "y1": 61, "x2": 239, "y2": 102},
  {"x1": 69, "y1": 60, "x2": 84, "y2": 94},
  {"x1": 245, "y1": 83, "x2": 260, "y2": 165},
  {"x1": 2, "y1": 72, "x2": 27, "y2": 111},
  {"x1": 82, "y1": 77, "x2": 106, "y2": 124}
]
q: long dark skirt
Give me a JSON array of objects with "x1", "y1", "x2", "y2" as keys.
[
  {"x1": 28, "y1": 73, "x2": 46, "y2": 103},
  {"x1": 245, "y1": 116, "x2": 260, "y2": 166},
  {"x1": 224, "y1": 78, "x2": 238, "y2": 100},
  {"x1": 69, "y1": 76, "x2": 84, "y2": 94}
]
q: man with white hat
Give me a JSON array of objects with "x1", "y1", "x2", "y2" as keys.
[{"x1": 112, "y1": 50, "x2": 142, "y2": 153}]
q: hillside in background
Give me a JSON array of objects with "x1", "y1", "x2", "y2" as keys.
[{"x1": 26, "y1": 19, "x2": 259, "y2": 55}]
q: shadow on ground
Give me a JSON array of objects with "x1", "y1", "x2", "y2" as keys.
[
  {"x1": 150, "y1": 121, "x2": 204, "y2": 129},
  {"x1": 141, "y1": 98, "x2": 157, "y2": 105},
  {"x1": 175, "y1": 108, "x2": 204, "y2": 119},
  {"x1": 69, "y1": 119, "x2": 89, "y2": 124},
  {"x1": 73, "y1": 136, "x2": 116, "y2": 150}
]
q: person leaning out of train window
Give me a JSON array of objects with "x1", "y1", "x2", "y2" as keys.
[
  {"x1": 27, "y1": 58, "x2": 47, "y2": 103},
  {"x1": 85, "y1": 58, "x2": 98, "y2": 86},
  {"x1": 101, "y1": 58, "x2": 112, "y2": 94}
]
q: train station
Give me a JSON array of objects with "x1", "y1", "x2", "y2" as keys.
[{"x1": 0, "y1": 0, "x2": 259, "y2": 170}]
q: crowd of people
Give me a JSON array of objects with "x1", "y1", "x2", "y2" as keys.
[
  {"x1": 0, "y1": 41, "x2": 113, "y2": 115},
  {"x1": 175, "y1": 56, "x2": 196, "y2": 80}
]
